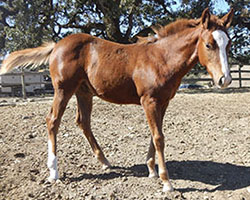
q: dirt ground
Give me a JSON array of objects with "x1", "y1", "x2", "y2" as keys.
[{"x1": 0, "y1": 88, "x2": 250, "y2": 200}]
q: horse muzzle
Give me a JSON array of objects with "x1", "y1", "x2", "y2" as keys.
[{"x1": 217, "y1": 74, "x2": 232, "y2": 88}]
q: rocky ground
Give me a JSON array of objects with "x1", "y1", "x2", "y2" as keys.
[{"x1": 0, "y1": 88, "x2": 250, "y2": 200}]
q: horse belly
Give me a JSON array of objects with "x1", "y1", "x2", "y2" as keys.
[{"x1": 93, "y1": 79, "x2": 140, "y2": 105}]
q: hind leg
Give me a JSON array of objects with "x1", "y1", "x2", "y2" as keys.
[
  {"x1": 46, "y1": 87, "x2": 73, "y2": 182},
  {"x1": 76, "y1": 86, "x2": 111, "y2": 169}
]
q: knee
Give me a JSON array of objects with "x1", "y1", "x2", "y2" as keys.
[
  {"x1": 46, "y1": 114, "x2": 52, "y2": 125},
  {"x1": 153, "y1": 134, "x2": 165, "y2": 150},
  {"x1": 75, "y1": 112, "x2": 85, "y2": 130},
  {"x1": 46, "y1": 111, "x2": 56, "y2": 125},
  {"x1": 75, "y1": 110, "x2": 90, "y2": 130},
  {"x1": 147, "y1": 157, "x2": 155, "y2": 167},
  {"x1": 46, "y1": 114, "x2": 59, "y2": 133}
]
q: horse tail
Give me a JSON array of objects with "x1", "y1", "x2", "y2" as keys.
[{"x1": 0, "y1": 42, "x2": 56, "y2": 75}]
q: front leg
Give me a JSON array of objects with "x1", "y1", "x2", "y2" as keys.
[
  {"x1": 146, "y1": 137, "x2": 158, "y2": 178},
  {"x1": 141, "y1": 96, "x2": 173, "y2": 192},
  {"x1": 146, "y1": 103, "x2": 168, "y2": 178}
]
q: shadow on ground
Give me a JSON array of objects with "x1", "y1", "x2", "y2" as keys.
[
  {"x1": 65, "y1": 160, "x2": 250, "y2": 192},
  {"x1": 167, "y1": 160, "x2": 250, "y2": 192}
]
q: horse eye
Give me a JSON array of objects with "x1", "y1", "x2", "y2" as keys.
[{"x1": 206, "y1": 44, "x2": 212, "y2": 49}]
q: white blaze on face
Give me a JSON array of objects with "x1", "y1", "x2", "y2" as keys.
[
  {"x1": 212, "y1": 30, "x2": 230, "y2": 81},
  {"x1": 47, "y1": 140, "x2": 58, "y2": 181}
]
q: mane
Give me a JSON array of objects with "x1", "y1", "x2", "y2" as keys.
[
  {"x1": 156, "y1": 18, "x2": 200, "y2": 38},
  {"x1": 136, "y1": 15, "x2": 223, "y2": 44},
  {"x1": 136, "y1": 36, "x2": 157, "y2": 44},
  {"x1": 137, "y1": 18, "x2": 200, "y2": 44}
]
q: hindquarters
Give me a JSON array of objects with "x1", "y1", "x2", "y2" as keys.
[
  {"x1": 48, "y1": 34, "x2": 95, "y2": 93},
  {"x1": 45, "y1": 34, "x2": 95, "y2": 181}
]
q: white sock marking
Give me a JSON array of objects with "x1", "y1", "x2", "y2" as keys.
[
  {"x1": 212, "y1": 30, "x2": 230, "y2": 80},
  {"x1": 47, "y1": 140, "x2": 58, "y2": 181}
]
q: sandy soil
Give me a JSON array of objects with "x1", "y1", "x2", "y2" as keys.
[{"x1": 0, "y1": 88, "x2": 250, "y2": 200}]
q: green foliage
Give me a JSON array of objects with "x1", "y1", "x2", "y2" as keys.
[
  {"x1": 0, "y1": 1, "x2": 54, "y2": 55},
  {"x1": 0, "y1": 0, "x2": 249, "y2": 65},
  {"x1": 225, "y1": 0, "x2": 249, "y2": 64}
]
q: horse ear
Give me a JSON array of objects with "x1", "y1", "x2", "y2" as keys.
[
  {"x1": 136, "y1": 36, "x2": 145, "y2": 43},
  {"x1": 221, "y1": 8, "x2": 234, "y2": 29},
  {"x1": 201, "y1": 8, "x2": 210, "y2": 29},
  {"x1": 151, "y1": 25, "x2": 162, "y2": 36}
]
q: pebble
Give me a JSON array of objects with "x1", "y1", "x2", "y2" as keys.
[
  {"x1": 109, "y1": 192, "x2": 116, "y2": 200},
  {"x1": 22, "y1": 116, "x2": 30, "y2": 120},
  {"x1": 28, "y1": 193, "x2": 35, "y2": 198},
  {"x1": 28, "y1": 133, "x2": 37, "y2": 139},
  {"x1": 14, "y1": 99, "x2": 21, "y2": 103},
  {"x1": 87, "y1": 195, "x2": 95, "y2": 200},
  {"x1": 63, "y1": 133, "x2": 69, "y2": 137},
  {"x1": 30, "y1": 169, "x2": 39, "y2": 175},
  {"x1": 122, "y1": 177, "x2": 128, "y2": 182},
  {"x1": 14, "y1": 153, "x2": 26, "y2": 158},
  {"x1": 28, "y1": 99, "x2": 35, "y2": 102}
]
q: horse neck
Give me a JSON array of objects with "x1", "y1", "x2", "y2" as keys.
[{"x1": 156, "y1": 26, "x2": 202, "y2": 77}]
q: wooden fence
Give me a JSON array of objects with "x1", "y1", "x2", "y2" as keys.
[
  {"x1": 230, "y1": 65, "x2": 250, "y2": 88},
  {"x1": 182, "y1": 64, "x2": 250, "y2": 88}
]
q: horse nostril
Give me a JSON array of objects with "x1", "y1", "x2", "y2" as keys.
[{"x1": 218, "y1": 76, "x2": 225, "y2": 86}]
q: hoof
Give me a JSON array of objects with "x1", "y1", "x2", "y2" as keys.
[
  {"x1": 55, "y1": 179, "x2": 62, "y2": 184},
  {"x1": 102, "y1": 164, "x2": 111, "y2": 170},
  {"x1": 163, "y1": 181, "x2": 174, "y2": 192},
  {"x1": 102, "y1": 162, "x2": 111, "y2": 170},
  {"x1": 102, "y1": 158, "x2": 112, "y2": 170},
  {"x1": 47, "y1": 177, "x2": 61, "y2": 184},
  {"x1": 47, "y1": 172, "x2": 59, "y2": 183},
  {"x1": 47, "y1": 169, "x2": 59, "y2": 183},
  {"x1": 47, "y1": 176, "x2": 57, "y2": 183},
  {"x1": 148, "y1": 171, "x2": 158, "y2": 178}
]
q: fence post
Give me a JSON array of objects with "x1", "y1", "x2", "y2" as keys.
[
  {"x1": 21, "y1": 69, "x2": 27, "y2": 99},
  {"x1": 238, "y1": 65, "x2": 242, "y2": 88}
]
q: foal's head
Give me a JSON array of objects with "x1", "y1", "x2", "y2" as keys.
[{"x1": 198, "y1": 8, "x2": 234, "y2": 88}]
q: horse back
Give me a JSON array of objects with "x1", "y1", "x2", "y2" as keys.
[{"x1": 49, "y1": 33, "x2": 142, "y2": 104}]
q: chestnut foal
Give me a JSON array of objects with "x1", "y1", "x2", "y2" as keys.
[{"x1": 0, "y1": 8, "x2": 233, "y2": 191}]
